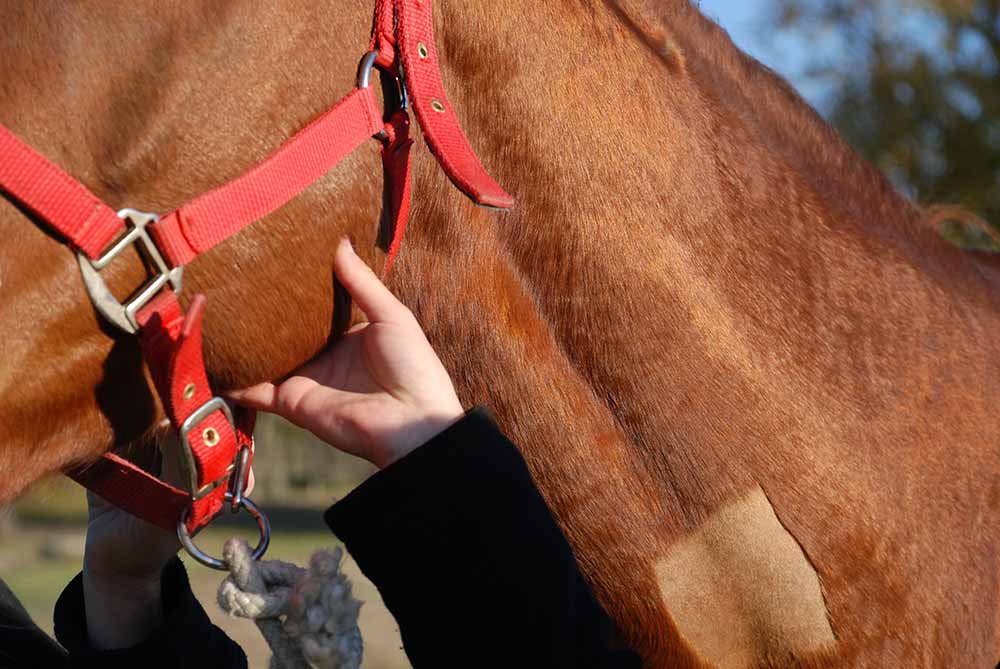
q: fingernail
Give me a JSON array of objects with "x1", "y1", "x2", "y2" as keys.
[{"x1": 340, "y1": 236, "x2": 354, "y2": 254}]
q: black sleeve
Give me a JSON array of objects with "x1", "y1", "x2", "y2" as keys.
[
  {"x1": 0, "y1": 578, "x2": 68, "y2": 667},
  {"x1": 53, "y1": 557, "x2": 247, "y2": 669},
  {"x1": 325, "y1": 406, "x2": 642, "y2": 669}
]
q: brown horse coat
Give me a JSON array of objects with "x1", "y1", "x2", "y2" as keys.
[{"x1": 2, "y1": 1, "x2": 999, "y2": 666}]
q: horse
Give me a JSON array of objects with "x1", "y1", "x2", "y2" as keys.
[{"x1": 2, "y1": 1, "x2": 999, "y2": 666}]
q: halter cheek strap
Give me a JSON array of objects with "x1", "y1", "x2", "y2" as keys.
[
  {"x1": 372, "y1": 0, "x2": 515, "y2": 210},
  {"x1": 0, "y1": 0, "x2": 512, "y2": 568}
]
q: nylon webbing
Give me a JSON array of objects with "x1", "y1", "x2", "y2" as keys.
[{"x1": 0, "y1": 0, "x2": 513, "y2": 540}]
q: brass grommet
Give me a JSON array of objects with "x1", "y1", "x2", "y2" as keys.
[
  {"x1": 430, "y1": 99, "x2": 445, "y2": 113},
  {"x1": 417, "y1": 42, "x2": 429, "y2": 59},
  {"x1": 183, "y1": 383, "x2": 196, "y2": 400},
  {"x1": 202, "y1": 427, "x2": 220, "y2": 447}
]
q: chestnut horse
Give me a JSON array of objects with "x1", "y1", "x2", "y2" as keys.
[{"x1": 3, "y1": 1, "x2": 999, "y2": 666}]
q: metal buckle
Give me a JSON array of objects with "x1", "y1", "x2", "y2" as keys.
[
  {"x1": 179, "y1": 397, "x2": 236, "y2": 499},
  {"x1": 357, "y1": 50, "x2": 410, "y2": 141},
  {"x1": 176, "y1": 427, "x2": 268, "y2": 571},
  {"x1": 77, "y1": 208, "x2": 183, "y2": 334},
  {"x1": 177, "y1": 492, "x2": 271, "y2": 571}
]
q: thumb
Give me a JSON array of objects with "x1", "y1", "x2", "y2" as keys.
[
  {"x1": 227, "y1": 382, "x2": 278, "y2": 412},
  {"x1": 334, "y1": 238, "x2": 410, "y2": 324}
]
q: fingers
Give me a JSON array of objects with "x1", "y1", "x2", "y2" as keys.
[
  {"x1": 227, "y1": 382, "x2": 278, "y2": 411},
  {"x1": 334, "y1": 238, "x2": 410, "y2": 324},
  {"x1": 257, "y1": 377, "x2": 358, "y2": 451},
  {"x1": 231, "y1": 377, "x2": 337, "y2": 434}
]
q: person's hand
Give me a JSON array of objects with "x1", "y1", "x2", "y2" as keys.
[
  {"x1": 81, "y1": 433, "x2": 182, "y2": 649},
  {"x1": 82, "y1": 433, "x2": 255, "y2": 650},
  {"x1": 230, "y1": 238, "x2": 465, "y2": 468}
]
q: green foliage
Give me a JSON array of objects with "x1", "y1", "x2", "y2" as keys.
[{"x1": 772, "y1": 0, "x2": 1000, "y2": 250}]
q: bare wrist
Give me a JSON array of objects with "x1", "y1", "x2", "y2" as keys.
[{"x1": 373, "y1": 406, "x2": 465, "y2": 469}]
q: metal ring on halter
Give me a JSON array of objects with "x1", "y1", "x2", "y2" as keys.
[
  {"x1": 356, "y1": 50, "x2": 381, "y2": 90},
  {"x1": 176, "y1": 494, "x2": 270, "y2": 571},
  {"x1": 356, "y1": 50, "x2": 410, "y2": 141}
]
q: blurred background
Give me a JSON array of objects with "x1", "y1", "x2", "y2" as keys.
[
  {"x1": 3, "y1": 1, "x2": 998, "y2": 667},
  {"x1": 701, "y1": 0, "x2": 1000, "y2": 248}
]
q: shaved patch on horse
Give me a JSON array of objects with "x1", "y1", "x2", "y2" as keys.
[{"x1": 656, "y1": 486, "x2": 835, "y2": 667}]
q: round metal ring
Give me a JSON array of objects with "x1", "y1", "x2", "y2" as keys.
[
  {"x1": 356, "y1": 50, "x2": 380, "y2": 89},
  {"x1": 177, "y1": 494, "x2": 271, "y2": 571},
  {"x1": 356, "y1": 49, "x2": 409, "y2": 115}
]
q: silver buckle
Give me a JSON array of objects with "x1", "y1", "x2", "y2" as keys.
[
  {"x1": 175, "y1": 426, "x2": 268, "y2": 571},
  {"x1": 77, "y1": 208, "x2": 183, "y2": 334},
  {"x1": 179, "y1": 397, "x2": 235, "y2": 499}
]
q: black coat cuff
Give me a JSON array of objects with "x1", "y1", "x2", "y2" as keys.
[
  {"x1": 53, "y1": 557, "x2": 246, "y2": 668},
  {"x1": 325, "y1": 406, "x2": 640, "y2": 668},
  {"x1": 0, "y1": 577, "x2": 67, "y2": 666}
]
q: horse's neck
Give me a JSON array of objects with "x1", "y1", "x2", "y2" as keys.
[
  {"x1": 412, "y1": 0, "x2": 1000, "y2": 456},
  {"x1": 441, "y1": 0, "x2": 999, "y2": 322}
]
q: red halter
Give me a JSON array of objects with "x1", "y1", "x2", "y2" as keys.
[{"x1": 0, "y1": 0, "x2": 512, "y2": 568}]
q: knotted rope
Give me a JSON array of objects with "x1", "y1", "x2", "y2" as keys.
[{"x1": 217, "y1": 539, "x2": 363, "y2": 669}]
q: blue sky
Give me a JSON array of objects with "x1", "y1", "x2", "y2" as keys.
[
  {"x1": 694, "y1": 0, "x2": 833, "y2": 110},
  {"x1": 695, "y1": 1, "x2": 958, "y2": 115},
  {"x1": 697, "y1": 0, "x2": 767, "y2": 55}
]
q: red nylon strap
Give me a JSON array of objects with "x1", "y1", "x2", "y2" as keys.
[
  {"x1": 380, "y1": 111, "x2": 413, "y2": 273},
  {"x1": 371, "y1": 0, "x2": 396, "y2": 67},
  {"x1": 5, "y1": 0, "x2": 514, "y2": 538},
  {"x1": 67, "y1": 453, "x2": 190, "y2": 532},
  {"x1": 69, "y1": 292, "x2": 254, "y2": 534},
  {"x1": 139, "y1": 292, "x2": 256, "y2": 533},
  {"x1": 386, "y1": 0, "x2": 514, "y2": 209},
  {"x1": 138, "y1": 293, "x2": 231, "y2": 531},
  {"x1": 0, "y1": 125, "x2": 121, "y2": 259},
  {"x1": 149, "y1": 87, "x2": 383, "y2": 267}
]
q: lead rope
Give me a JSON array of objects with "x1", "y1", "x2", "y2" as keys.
[{"x1": 217, "y1": 539, "x2": 363, "y2": 669}]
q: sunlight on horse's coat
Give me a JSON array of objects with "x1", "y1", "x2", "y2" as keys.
[
  {"x1": 656, "y1": 486, "x2": 835, "y2": 667},
  {"x1": 3, "y1": 1, "x2": 1000, "y2": 665}
]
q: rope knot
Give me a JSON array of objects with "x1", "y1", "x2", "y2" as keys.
[{"x1": 217, "y1": 539, "x2": 363, "y2": 669}]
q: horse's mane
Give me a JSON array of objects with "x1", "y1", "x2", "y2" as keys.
[
  {"x1": 622, "y1": 0, "x2": 999, "y2": 260},
  {"x1": 610, "y1": 0, "x2": 980, "y2": 248},
  {"x1": 925, "y1": 204, "x2": 1000, "y2": 249}
]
